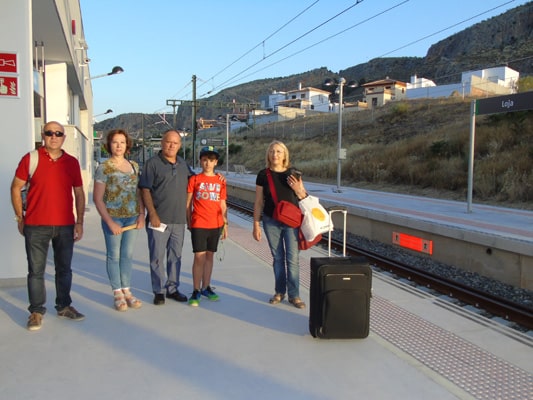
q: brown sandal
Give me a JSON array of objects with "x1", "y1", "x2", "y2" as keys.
[
  {"x1": 269, "y1": 293, "x2": 285, "y2": 304},
  {"x1": 122, "y1": 288, "x2": 142, "y2": 309},
  {"x1": 113, "y1": 290, "x2": 127, "y2": 312},
  {"x1": 289, "y1": 297, "x2": 306, "y2": 309}
]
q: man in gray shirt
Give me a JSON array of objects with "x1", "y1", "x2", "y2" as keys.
[{"x1": 139, "y1": 130, "x2": 192, "y2": 305}]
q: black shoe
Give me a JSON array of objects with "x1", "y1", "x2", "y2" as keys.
[
  {"x1": 57, "y1": 306, "x2": 85, "y2": 321},
  {"x1": 166, "y1": 291, "x2": 188, "y2": 302},
  {"x1": 153, "y1": 293, "x2": 165, "y2": 305}
]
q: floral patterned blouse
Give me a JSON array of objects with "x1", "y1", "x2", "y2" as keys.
[{"x1": 94, "y1": 159, "x2": 140, "y2": 218}]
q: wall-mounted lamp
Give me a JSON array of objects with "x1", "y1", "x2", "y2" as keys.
[
  {"x1": 94, "y1": 109, "x2": 113, "y2": 118},
  {"x1": 323, "y1": 77, "x2": 357, "y2": 193},
  {"x1": 75, "y1": 43, "x2": 90, "y2": 66},
  {"x1": 79, "y1": 58, "x2": 91, "y2": 66},
  {"x1": 87, "y1": 66, "x2": 124, "y2": 81}
]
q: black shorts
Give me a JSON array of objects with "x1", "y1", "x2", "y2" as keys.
[{"x1": 190, "y1": 227, "x2": 222, "y2": 253}]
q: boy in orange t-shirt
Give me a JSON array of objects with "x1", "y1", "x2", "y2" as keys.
[{"x1": 186, "y1": 146, "x2": 227, "y2": 306}]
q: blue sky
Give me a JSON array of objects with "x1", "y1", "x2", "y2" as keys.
[{"x1": 80, "y1": 0, "x2": 529, "y2": 117}]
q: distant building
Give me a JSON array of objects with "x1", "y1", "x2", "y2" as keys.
[
  {"x1": 406, "y1": 75, "x2": 436, "y2": 89},
  {"x1": 362, "y1": 78, "x2": 408, "y2": 108},
  {"x1": 255, "y1": 82, "x2": 369, "y2": 123},
  {"x1": 406, "y1": 66, "x2": 519, "y2": 99},
  {"x1": 259, "y1": 90, "x2": 287, "y2": 111},
  {"x1": 197, "y1": 118, "x2": 217, "y2": 129},
  {"x1": 275, "y1": 82, "x2": 331, "y2": 112},
  {"x1": 260, "y1": 83, "x2": 331, "y2": 112}
]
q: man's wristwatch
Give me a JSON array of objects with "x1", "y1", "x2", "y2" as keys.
[{"x1": 14, "y1": 215, "x2": 23, "y2": 222}]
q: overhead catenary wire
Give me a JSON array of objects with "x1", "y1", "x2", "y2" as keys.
[
  {"x1": 219, "y1": 1, "x2": 410, "y2": 90},
  {"x1": 228, "y1": 0, "x2": 533, "y2": 90},
  {"x1": 168, "y1": 0, "x2": 321, "y2": 101},
  {"x1": 204, "y1": 0, "x2": 366, "y2": 96},
  {"x1": 178, "y1": 0, "x2": 367, "y2": 100},
  {"x1": 165, "y1": 0, "x2": 522, "y2": 109},
  {"x1": 207, "y1": 0, "x2": 321, "y2": 84},
  {"x1": 377, "y1": 0, "x2": 518, "y2": 58},
  {"x1": 212, "y1": 0, "x2": 520, "y2": 94}
]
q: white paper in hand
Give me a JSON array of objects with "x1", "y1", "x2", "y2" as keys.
[{"x1": 148, "y1": 222, "x2": 167, "y2": 232}]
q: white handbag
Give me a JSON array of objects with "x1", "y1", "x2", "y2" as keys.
[{"x1": 299, "y1": 195, "x2": 333, "y2": 241}]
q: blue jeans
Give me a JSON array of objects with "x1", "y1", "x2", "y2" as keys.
[
  {"x1": 146, "y1": 223, "x2": 185, "y2": 294},
  {"x1": 23, "y1": 225, "x2": 75, "y2": 314},
  {"x1": 262, "y1": 215, "x2": 300, "y2": 299},
  {"x1": 102, "y1": 216, "x2": 139, "y2": 291}
]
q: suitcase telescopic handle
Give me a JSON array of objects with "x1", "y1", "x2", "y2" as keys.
[
  {"x1": 326, "y1": 206, "x2": 347, "y2": 212},
  {"x1": 326, "y1": 206, "x2": 347, "y2": 257}
]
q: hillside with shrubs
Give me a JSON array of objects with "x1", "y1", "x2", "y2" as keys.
[{"x1": 222, "y1": 97, "x2": 532, "y2": 209}]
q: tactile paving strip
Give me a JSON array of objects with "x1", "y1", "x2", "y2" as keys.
[
  {"x1": 371, "y1": 296, "x2": 532, "y2": 400},
  {"x1": 230, "y1": 224, "x2": 533, "y2": 400}
]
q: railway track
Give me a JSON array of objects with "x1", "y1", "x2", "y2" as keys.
[{"x1": 227, "y1": 199, "x2": 533, "y2": 331}]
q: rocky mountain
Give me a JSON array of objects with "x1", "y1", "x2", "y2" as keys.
[
  {"x1": 341, "y1": 1, "x2": 533, "y2": 85},
  {"x1": 96, "y1": 2, "x2": 533, "y2": 132}
]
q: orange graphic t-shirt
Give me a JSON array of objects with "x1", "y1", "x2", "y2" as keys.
[{"x1": 187, "y1": 173, "x2": 227, "y2": 229}]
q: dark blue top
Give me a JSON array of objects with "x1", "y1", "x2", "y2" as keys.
[{"x1": 139, "y1": 151, "x2": 192, "y2": 224}]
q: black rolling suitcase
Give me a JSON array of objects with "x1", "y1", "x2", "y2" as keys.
[{"x1": 309, "y1": 206, "x2": 372, "y2": 339}]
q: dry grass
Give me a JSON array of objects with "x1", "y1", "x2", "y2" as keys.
[{"x1": 219, "y1": 97, "x2": 533, "y2": 209}]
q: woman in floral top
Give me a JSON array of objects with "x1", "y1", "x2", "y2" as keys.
[{"x1": 93, "y1": 129, "x2": 145, "y2": 311}]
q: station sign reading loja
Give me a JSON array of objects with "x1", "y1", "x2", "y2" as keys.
[{"x1": 475, "y1": 92, "x2": 533, "y2": 115}]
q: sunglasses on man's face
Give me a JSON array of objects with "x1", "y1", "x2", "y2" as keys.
[{"x1": 44, "y1": 130, "x2": 65, "y2": 137}]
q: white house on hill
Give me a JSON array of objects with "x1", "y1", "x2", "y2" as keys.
[
  {"x1": 258, "y1": 83, "x2": 332, "y2": 112},
  {"x1": 407, "y1": 66, "x2": 519, "y2": 99},
  {"x1": 407, "y1": 75, "x2": 436, "y2": 89},
  {"x1": 362, "y1": 78, "x2": 408, "y2": 108},
  {"x1": 274, "y1": 82, "x2": 331, "y2": 112}
]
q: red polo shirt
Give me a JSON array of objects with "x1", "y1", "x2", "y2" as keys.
[{"x1": 15, "y1": 146, "x2": 83, "y2": 226}]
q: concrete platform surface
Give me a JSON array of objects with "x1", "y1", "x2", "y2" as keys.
[{"x1": 0, "y1": 201, "x2": 531, "y2": 400}]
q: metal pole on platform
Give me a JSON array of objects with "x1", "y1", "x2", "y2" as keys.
[
  {"x1": 141, "y1": 114, "x2": 145, "y2": 165},
  {"x1": 226, "y1": 114, "x2": 230, "y2": 176},
  {"x1": 335, "y1": 79, "x2": 345, "y2": 193},
  {"x1": 192, "y1": 75, "x2": 197, "y2": 170},
  {"x1": 467, "y1": 100, "x2": 476, "y2": 213},
  {"x1": 324, "y1": 77, "x2": 356, "y2": 193}
]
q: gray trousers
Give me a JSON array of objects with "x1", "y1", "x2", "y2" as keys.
[{"x1": 146, "y1": 223, "x2": 185, "y2": 294}]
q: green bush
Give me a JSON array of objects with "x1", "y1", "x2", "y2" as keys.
[
  {"x1": 391, "y1": 102, "x2": 410, "y2": 116},
  {"x1": 228, "y1": 143, "x2": 243, "y2": 155}
]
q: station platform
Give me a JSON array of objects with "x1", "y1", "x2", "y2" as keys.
[
  {"x1": 225, "y1": 171, "x2": 533, "y2": 247},
  {"x1": 225, "y1": 172, "x2": 533, "y2": 289},
  {"x1": 0, "y1": 201, "x2": 531, "y2": 400}
]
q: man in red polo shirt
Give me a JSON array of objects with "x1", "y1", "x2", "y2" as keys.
[{"x1": 10, "y1": 121, "x2": 86, "y2": 331}]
